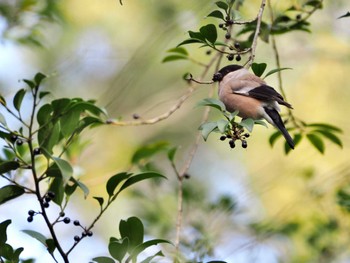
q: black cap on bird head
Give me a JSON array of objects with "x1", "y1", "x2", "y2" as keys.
[{"x1": 212, "y1": 64, "x2": 243, "y2": 82}]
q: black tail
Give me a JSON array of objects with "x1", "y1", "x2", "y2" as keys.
[{"x1": 264, "y1": 107, "x2": 295, "y2": 149}]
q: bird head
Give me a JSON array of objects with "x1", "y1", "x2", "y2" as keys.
[{"x1": 212, "y1": 64, "x2": 243, "y2": 82}]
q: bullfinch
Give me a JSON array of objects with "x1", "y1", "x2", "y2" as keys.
[{"x1": 212, "y1": 64, "x2": 295, "y2": 149}]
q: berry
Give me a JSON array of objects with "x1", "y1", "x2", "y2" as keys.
[
  {"x1": 206, "y1": 50, "x2": 212, "y2": 55},
  {"x1": 86, "y1": 231, "x2": 93, "y2": 237},
  {"x1": 242, "y1": 140, "x2": 248, "y2": 148},
  {"x1": 16, "y1": 139, "x2": 23, "y2": 146},
  {"x1": 234, "y1": 42, "x2": 240, "y2": 49},
  {"x1": 219, "y1": 23, "x2": 224, "y2": 28},
  {"x1": 59, "y1": 212, "x2": 65, "y2": 217},
  {"x1": 220, "y1": 136, "x2": 227, "y2": 141},
  {"x1": 28, "y1": 210, "x2": 35, "y2": 216},
  {"x1": 225, "y1": 32, "x2": 231, "y2": 39},
  {"x1": 73, "y1": 220, "x2": 80, "y2": 226},
  {"x1": 184, "y1": 174, "x2": 191, "y2": 179},
  {"x1": 33, "y1": 148, "x2": 41, "y2": 155},
  {"x1": 236, "y1": 54, "x2": 241, "y2": 61},
  {"x1": 227, "y1": 54, "x2": 234, "y2": 61},
  {"x1": 229, "y1": 140, "x2": 235, "y2": 149},
  {"x1": 47, "y1": 191, "x2": 55, "y2": 199},
  {"x1": 226, "y1": 134, "x2": 232, "y2": 138},
  {"x1": 296, "y1": 14, "x2": 302, "y2": 20},
  {"x1": 43, "y1": 202, "x2": 50, "y2": 208},
  {"x1": 27, "y1": 216, "x2": 33, "y2": 223},
  {"x1": 74, "y1": 235, "x2": 80, "y2": 242},
  {"x1": 63, "y1": 217, "x2": 71, "y2": 224},
  {"x1": 82, "y1": 232, "x2": 87, "y2": 237},
  {"x1": 244, "y1": 133, "x2": 250, "y2": 138},
  {"x1": 132, "y1": 113, "x2": 140, "y2": 119},
  {"x1": 226, "y1": 19, "x2": 234, "y2": 25},
  {"x1": 10, "y1": 134, "x2": 18, "y2": 142},
  {"x1": 45, "y1": 196, "x2": 51, "y2": 203}
]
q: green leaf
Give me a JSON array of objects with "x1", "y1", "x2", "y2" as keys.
[
  {"x1": 251, "y1": 63, "x2": 267, "y2": 77},
  {"x1": 106, "y1": 172, "x2": 131, "y2": 196},
  {"x1": 37, "y1": 103, "x2": 53, "y2": 125},
  {"x1": 131, "y1": 141, "x2": 169, "y2": 164},
  {"x1": 338, "y1": 11, "x2": 350, "y2": 19},
  {"x1": 119, "y1": 217, "x2": 144, "y2": 251},
  {"x1": 167, "y1": 147, "x2": 177, "y2": 162},
  {"x1": 199, "y1": 122, "x2": 218, "y2": 141},
  {"x1": 215, "y1": 1, "x2": 228, "y2": 10},
  {"x1": 52, "y1": 157, "x2": 73, "y2": 185},
  {"x1": 306, "y1": 133, "x2": 325, "y2": 154},
  {"x1": 217, "y1": 119, "x2": 229, "y2": 133},
  {"x1": 197, "y1": 98, "x2": 226, "y2": 111},
  {"x1": 306, "y1": 123, "x2": 342, "y2": 133},
  {"x1": 188, "y1": 31, "x2": 206, "y2": 41},
  {"x1": 34, "y1": 72, "x2": 46, "y2": 86},
  {"x1": 240, "y1": 118, "x2": 255, "y2": 132},
  {"x1": 108, "y1": 238, "x2": 128, "y2": 262},
  {"x1": 0, "y1": 185, "x2": 25, "y2": 205},
  {"x1": 293, "y1": 133, "x2": 303, "y2": 147},
  {"x1": 304, "y1": 0, "x2": 322, "y2": 8},
  {"x1": 13, "y1": 89, "x2": 26, "y2": 112},
  {"x1": 264, "y1": 67, "x2": 292, "y2": 79},
  {"x1": 0, "y1": 112, "x2": 6, "y2": 126},
  {"x1": 93, "y1": 196, "x2": 104, "y2": 208},
  {"x1": 22, "y1": 230, "x2": 47, "y2": 247},
  {"x1": 0, "y1": 220, "x2": 11, "y2": 245},
  {"x1": 254, "y1": 119, "x2": 268, "y2": 128},
  {"x1": 0, "y1": 243, "x2": 14, "y2": 259},
  {"x1": 39, "y1": 91, "x2": 51, "y2": 99},
  {"x1": 177, "y1": 38, "x2": 204, "y2": 47},
  {"x1": 140, "y1": 251, "x2": 164, "y2": 263},
  {"x1": 23, "y1": 79, "x2": 35, "y2": 89},
  {"x1": 166, "y1": 47, "x2": 188, "y2": 56},
  {"x1": 162, "y1": 55, "x2": 188, "y2": 63},
  {"x1": 48, "y1": 177, "x2": 64, "y2": 205},
  {"x1": 46, "y1": 239, "x2": 56, "y2": 255},
  {"x1": 0, "y1": 95, "x2": 6, "y2": 106},
  {"x1": 0, "y1": 161, "x2": 20, "y2": 174},
  {"x1": 73, "y1": 178, "x2": 89, "y2": 198},
  {"x1": 92, "y1": 257, "x2": 116, "y2": 263},
  {"x1": 128, "y1": 239, "x2": 172, "y2": 262},
  {"x1": 60, "y1": 107, "x2": 81, "y2": 138},
  {"x1": 199, "y1": 24, "x2": 217, "y2": 44},
  {"x1": 118, "y1": 172, "x2": 166, "y2": 193},
  {"x1": 207, "y1": 10, "x2": 224, "y2": 20},
  {"x1": 313, "y1": 129, "x2": 342, "y2": 148}
]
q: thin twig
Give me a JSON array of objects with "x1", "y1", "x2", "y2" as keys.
[{"x1": 246, "y1": 0, "x2": 267, "y2": 68}]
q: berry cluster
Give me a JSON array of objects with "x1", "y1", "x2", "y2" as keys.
[
  {"x1": 10, "y1": 134, "x2": 24, "y2": 146},
  {"x1": 218, "y1": 18, "x2": 243, "y2": 62},
  {"x1": 219, "y1": 127, "x2": 250, "y2": 149}
]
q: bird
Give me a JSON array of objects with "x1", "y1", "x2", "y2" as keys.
[{"x1": 212, "y1": 64, "x2": 295, "y2": 149}]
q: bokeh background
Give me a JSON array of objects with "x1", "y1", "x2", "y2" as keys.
[{"x1": 1, "y1": 0, "x2": 350, "y2": 262}]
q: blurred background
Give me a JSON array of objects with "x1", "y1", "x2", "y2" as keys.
[{"x1": 1, "y1": 0, "x2": 350, "y2": 262}]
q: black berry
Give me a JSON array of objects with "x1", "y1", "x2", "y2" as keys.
[
  {"x1": 63, "y1": 217, "x2": 71, "y2": 224},
  {"x1": 16, "y1": 139, "x2": 23, "y2": 146},
  {"x1": 28, "y1": 210, "x2": 35, "y2": 216},
  {"x1": 229, "y1": 140, "x2": 235, "y2": 149},
  {"x1": 33, "y1": 148, "x2": 41, "y2": 155},
  {"x1": 296, "y1": 14, "x2": 302, "y2": 20},
  {"x1": 47, "y1": 191, "x2": 55, "y2": 199},
  {"x1": 10, "y1": 134, "x2": 18, "y2": 142},
  {"x1": 132, "y1": 113, "x2": 140, "y2": 119},
  {"x1": 82, "y1": 232, "x2": 87, "y2": 237},
  {"x1": 226, "y1": 19, "x2": 234, "y2": 25},
  {"x1": 225, "y1": 32, "x2": 231, "y2": 39},
  {"x1": 73, "y1": 220, "x2": 80, "y2": 226},
  {"x1": 86, "y1": 231, "x2": 93, "y2": 237},
  {"x1": 74, "y1": 235, "x2": 80, "y2": 242},
  {"x1": 244, "y1": 133, "x2": 250, "y2": 138},
  {"x1": 43, "y1": 202, "x2": 50, "y2": 208},
  {"x1": 27, "y1": 216, "x2": 33, "y2": 223},
  {"x1": 59, "y1": 212, "x2": 65, "y2": 217},
  {"x1": 227, "y1": 54, "x2": 234, "y2": 61},
  {"x1": 184, "y1": 174, "x2": 191, "y2": 179},
  {"x1": 219, "y1": 23, "x2": 224, "y2": 28},
  {"x1": 242, "y1": 140, "x2": 248, "y2": 148},
  {"x1": 220, "y1": 136, "x2": 227, "y2": 141},
  {"x1": 44, "y1": 196, "x2": 51, "y2": 203},
  {"x1": 234, "y1": 42, "x2": 240, "y2": 49},
  {"x1": 236, "y1": 54, "x2": 241, "y2": 61}
]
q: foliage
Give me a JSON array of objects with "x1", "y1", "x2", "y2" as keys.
[{"x1": 0, "y1": 73, "x2": 169, "y2": 262}]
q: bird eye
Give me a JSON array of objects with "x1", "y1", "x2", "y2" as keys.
[{"x1": 212, "y1": 73, "x2": 223, "y2": 82}]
